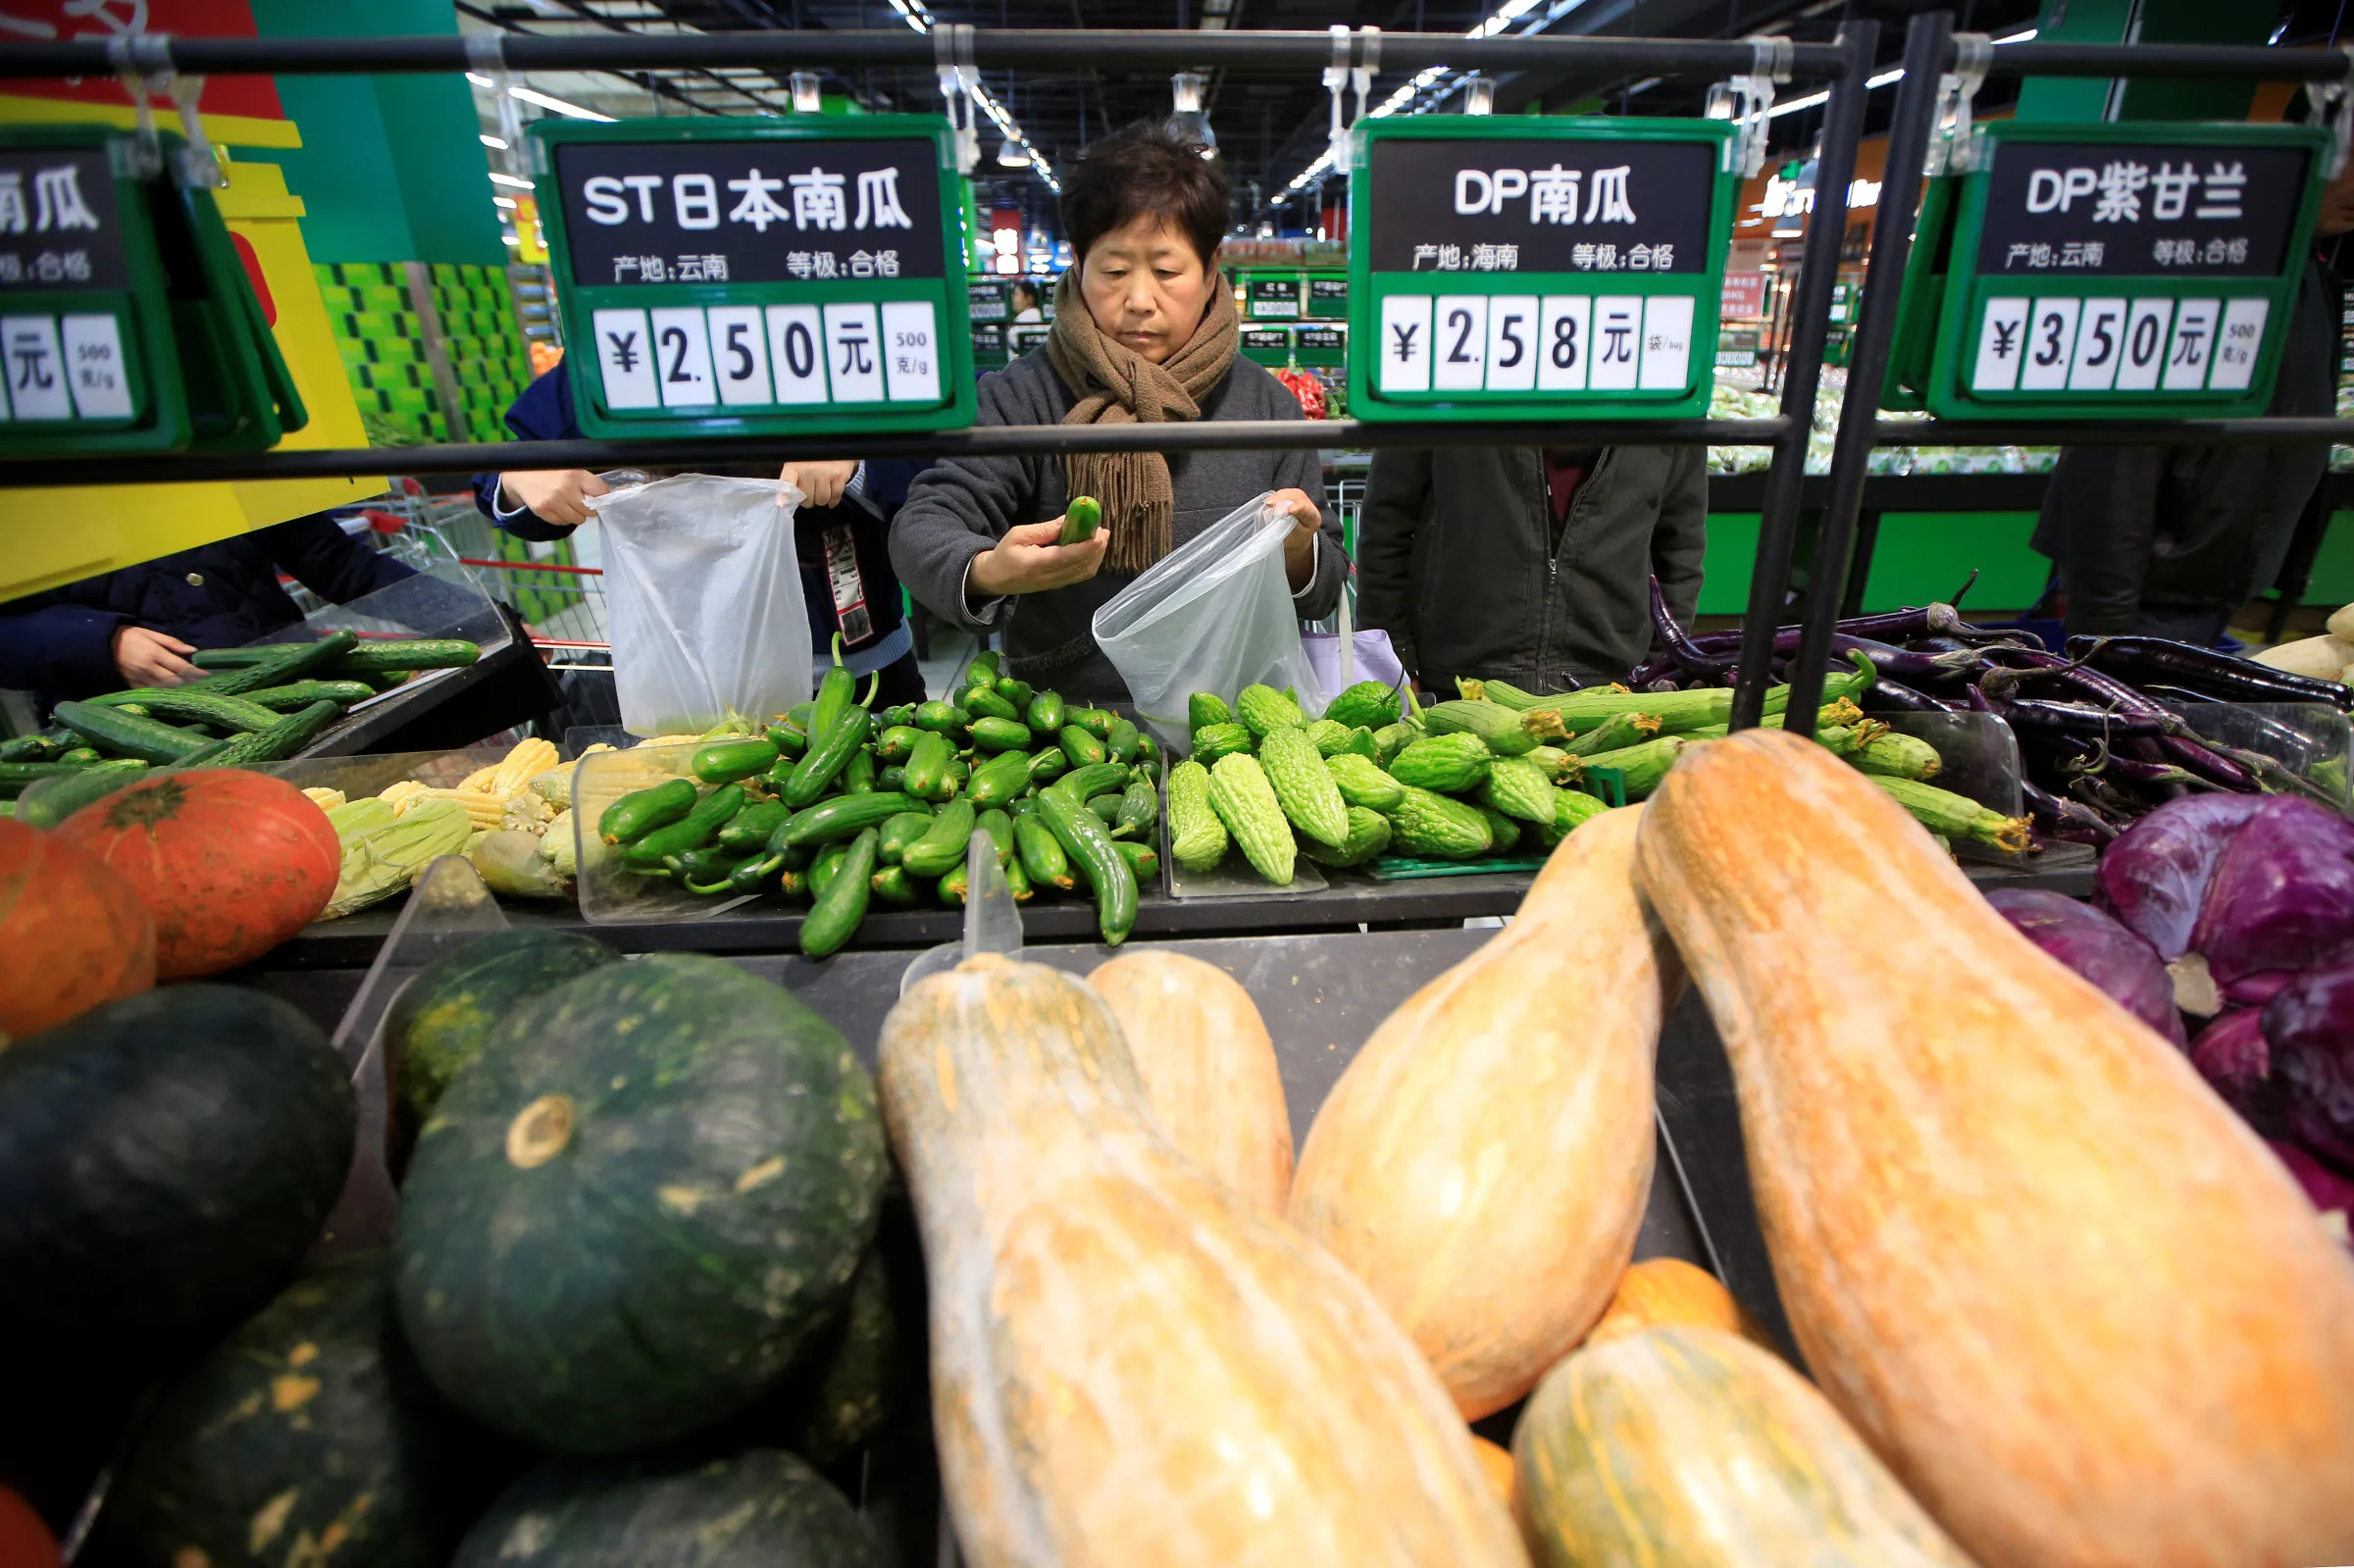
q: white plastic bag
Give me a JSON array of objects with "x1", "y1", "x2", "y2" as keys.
[
  {"x1": 587, "y1": 473, "x2": 813, "y2": 737},
  {"x1": 1093, "y1": 492, "x2": 1327, "y2": 748}
]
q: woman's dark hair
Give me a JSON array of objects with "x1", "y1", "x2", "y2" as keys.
[
  {"x1": 1009, "y1": 278, "x2": 1040, "y2": 306},
  {"x1": 1058, "y1": 122, "x2": 1230, "y2": 268}
]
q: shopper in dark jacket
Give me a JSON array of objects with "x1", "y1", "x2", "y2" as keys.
[
  {"x1": 890, "y1": 125, "x2": 1342, "y2": 700},
  {"x1": 476, "y1": 368, "x2": 929, "y2": 706},
  {"x1": 1358, "y1": 446, "x2": 1708, "y2": 692},
  {"x1": 0, "y1": 514, "x2": 416, "y2": 709}
]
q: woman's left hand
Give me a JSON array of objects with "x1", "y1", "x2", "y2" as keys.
[
  {"x1": 778, "y1": 461, "x2": 859, "y2": 509},
  {"x1": 1268, "y1": 488, "x2": 1321, "y2": 585}
]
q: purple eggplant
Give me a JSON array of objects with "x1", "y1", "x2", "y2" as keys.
[
  {"x1": 2094, "y1": 793, "x2": 2267, "y2": 960},
  {"x1": 2187, "y1": 796, "x2": 2354, "y2": 991},
  {"x1": 1985, "y1": 888, "x2": 2186, "y2": 1045},
  {"x1": 1646, "y1": 577, "x2": 1731, "y2": 683},
  {"x1": 2068, "y1": 634, "x2": 2354, "y2": 711},
  {"x1": 2265, "y1": 962, "x2": 2354, "y2": 1175},
  {"x1": 2191, "y1": 1009, "x2": 2288, "y2": 1138}
]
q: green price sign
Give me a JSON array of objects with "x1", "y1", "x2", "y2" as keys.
[
  {"x1": 1304, "y1": 274, "x2": 1348, "y2": 321},
  {"x1": 1895, "y1": 122, "x2": 2328, "y2": 419},
  {"x1": 1348, "y1": 117, "x2": 1735, "y2": 423},
  {"x1": 1295, "y1": 323, "x2": 1347, "y2": 369},
  {"x1": 531, "y1": 116, "x2": 975, "y2": 439},
  {"x1": 1241, "y1": 326, "x2": 1291, "y2": 366}
]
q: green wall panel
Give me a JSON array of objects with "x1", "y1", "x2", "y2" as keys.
[
  {"x1": 1697, "y1": 513, "x2": 1762, "y2": 617},
  {"x1": 2308, "y1": 514, "x2": 2354, "y2": 609},
  {"x1": 1862, "y1": 512, "x2": 2050, "y2": 613}
]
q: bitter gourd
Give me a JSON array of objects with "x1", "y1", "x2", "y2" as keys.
[
  {"x1": 1480, "y1": 807, "x2": 1521, "y2": 854},
  {"x1": 1304, "y1": 719, "x2": 1354, "y2": 755},
  {"x1": 1537, "y1": 786, "x2": 1613, "y2": 847},
  {"x1": 1387, "y1": 732, "x2": 1493, "y2": 793},
  {"x1": 1371, "y1": 722, "x2": 1418, "y2": 763},
  {"x1": 1257, "y1": 725, "x2": 1350, "y2": 848},
  {"x1": 1479, "y1": 755, "x2": 1559, "y2": 824},
  {"x1": 1235, "y1": 683, "x2": 1306, "y2": 737},
  {"x1": 1189, "y1": 691, "x2": 1233, "y2": 728},
  {"x1": 1191, "y1": 722, "x2": 1254, "y2": 763},
  {"x1": 1165, "y1": 759, "x2": 1229, "y2": 873},
  {"x1": 1385, "y1": 784, "x2": 1492, "y2": 860},
  {"x1": 1322, "y1": 679, "x2": 1402, "y2": 731},
  {"x1": 1324, "y1": 751, "x2": 1405, "y2": 812},
  {"x1": 1299, "y1": 805, "x2": 1393, "y2": 869},
  {"x1": 1207, "y1": 752, "x2": 1295, "y2": 885}
]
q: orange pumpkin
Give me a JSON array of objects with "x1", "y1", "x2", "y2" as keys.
[
  {"x1": 1287, "y1": 807, "x2": 1675, "y2": 1418},
  {"x1": 1468, "y1": 1434, "x2": 1517, "y2": 1513},
  {"x1": 878, "y1": 953, "x2": 1527, "y2": 1567},
  {"x1": 1087, "y1": 950, "x2": 1293, "y2": 1213},
  {"x1": 0, "y1": 1485, "x2": 60, "y2": 1568},
  {"x1": 1637, "y1": 730, "x2": 2354, "y2": 1568},
  {"x1": 1587, "y1": 1257, "x2": 1772, "y2": 1352},
  {"x1": 56, "y1": 770, "x2": 337, "y2": 980},
  {"x1": 0, "y1": 819, "x2": 154, "y2": 1037}
]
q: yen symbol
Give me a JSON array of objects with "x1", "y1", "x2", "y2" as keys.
[
  {"x1": 606, "y1": 329, "x2": 641, "y2": 373},
  {"x1": 1391, "y1": 322, "x2": 1420, "y2": 363}
]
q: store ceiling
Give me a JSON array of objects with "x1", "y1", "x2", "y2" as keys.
[{"x1": 473, "y1": 0, "x2": 2292, "y2": 231}]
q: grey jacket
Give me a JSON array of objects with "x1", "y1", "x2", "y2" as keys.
[
  {"x1": 1357, "y1": 445, "x2": 1708, "y2": 690},
  {"x1": 890, "y1": 350, "x2": 1343, "y2": 700}
]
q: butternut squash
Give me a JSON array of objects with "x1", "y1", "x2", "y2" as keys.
[
  {"x1": 1468, "y1": 1434, "x2": 1518, "y2": 1513},
  {"x1": 1586, "y1": 1257, "x2": 1772, "y2": 1351},
  {"x1": 1286, "y1": 806, "x2": 1673, "y2": 1418},
  {"x1": 878, "y1": 953, "x2": 1527, "y2": 1568},
  {"x1": 1086, "y1": 950, "x2": 1293, "y2": 1213},
  {"x1": 1515, "y1": 1325, "x2": 1976, "y2": 1568},
  {"x1": 1636, "y1": 730, "x2": 2354, "y2": 1568}
]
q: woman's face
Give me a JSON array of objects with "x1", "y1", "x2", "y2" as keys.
[{"x1": 1080, "y1": 212, "x2": 1217, "y2": 364}]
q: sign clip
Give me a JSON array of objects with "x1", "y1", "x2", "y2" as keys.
[
  {"x1": 2303, "y1": 45, "x2": 2354, "y2": 179},
  {"x1": 1925, "y1": 32, "x2": 1992, "y2": 177},
  {"x1": 108, "y1": 33, "x2": 217, "y2": 186},
  {"x1": 1706, "y1": 36, "x2": 1790, "y2": 178},
  {"x1": 1323, "y1": 25, "x2": 1350, "y2": 165},
  {"x1": 467, "y1": 31, "x2": 531, "y2": 178},
  {"x1": 935, "y1": 24, "x2": 981, "y2": 176}
]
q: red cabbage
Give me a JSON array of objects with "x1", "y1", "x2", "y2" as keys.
[
  {"x1": 2093, "y1": 793, "x2": 2265, "y2": 959},
  {"x1": 2189, "y1": 1009, "x2": 2287, "y2": 1139},
  {"x1": 2264, "y1": 963, "x2": 2354, "y2": 1176},
  {"x1": 2185, "y1": 796, "x2": 2354, "y2": 990},
  {"x1": 1983, "y1": 887, "x2": 2186, "y2": 1046},
  {"x1": 2267, "y1": 1141, "x2": 2354, "y2": 1238}
]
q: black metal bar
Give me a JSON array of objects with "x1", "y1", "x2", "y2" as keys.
[
  {"x1": 0, "y1": 29, "x2": 1851, "y2": 81},
  {"x1": 1879, "y1": 417, "x2": 2354, "y2": 445},
  {"x1": 1980, "y1": 40, "x2": 2352, "y2": 81},
  {"x1": 1838, "y1": 508, "x2": 1881, "y2": 619},
  {"x1": 1728, "y1": 21, "x2": 1876, "y2": 732},
  {"x1": 1780, "y1": 12, "x2": 1950, "y2": 740},
  {"x1": 0, "y1": 418, "x2": 1789, "y2": 489}
]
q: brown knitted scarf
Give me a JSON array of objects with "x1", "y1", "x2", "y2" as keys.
[{"x1": 1046, "y1": 266, "x2": 1241, "y2": 574}]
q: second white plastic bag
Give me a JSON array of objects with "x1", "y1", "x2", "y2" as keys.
[
  {"x1": 588, "y1": 473, "x2": 814, "y2": 737},
  {"x1": 1093, "y1": 492, "x2": 1327, "y2": 749}
]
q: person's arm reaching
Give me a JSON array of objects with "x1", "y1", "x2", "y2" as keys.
[
  {"x1": 474, "y1": 371, "x2": 597, "y2": 540},
  {"x1": 268, "y1": 514, "x2": 417, "y2": 605},
  {"x1": 1356, "y1": 447, "x2": 1433, "y2": 679},
  {"x1": 0, "y1": 601, "x2": 136, "y2": 696},
  {"x1": 1650, "y1": 445, "x2": 1709, "y2": 630}
]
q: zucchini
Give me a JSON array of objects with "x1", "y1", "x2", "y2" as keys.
[
  {"x1": 240, "y1": 681, "x2": 377, "y2": 711},
  {"x1": 799, "y1": 828, "x2": 879, "y2": 958},
  {"x1": 51, "y1": 701, "x2": 215, "y2": 764},
  {"x1": 322, "y1": 638, "x2": 480, "y2": 675},
  {"x1": 199, "y1": 700, "x2": 342, "y2": 767},
  {"x1": 88, "y1": 688, "x2": 281, "y2": 732}
]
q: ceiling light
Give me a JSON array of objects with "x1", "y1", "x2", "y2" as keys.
[
  {"x1": 790, "y1": 72, "x2": 822, "y2": 113},
  {"x1": 493, "y1": 195, "x2": 517, "y2": 208},
  {"x1": 998, "y1": 134, "x2": 1031, "y2": 167},
  {"x1": 1170, "y1": 72, "x2": 1217, "y2": 157},
  {"x1": 466, "y1": 73, "x2": 614, "y2": 123},
  {"x1": 488, "y1": 171, "x2": 533, "y2": 189},
  {"x1": 480, "y1": 133, "x2": 508, "y2": 150}
]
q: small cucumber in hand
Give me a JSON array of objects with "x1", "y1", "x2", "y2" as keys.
[{"x1": 1060, "y1": 494, "x2": 1102, "y2": 544}]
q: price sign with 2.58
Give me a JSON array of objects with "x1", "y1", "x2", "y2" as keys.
[
  {"x1": 1348, "y1": 117, "x2": 1734, "y2": 423},
  {"x1": 531, "y1": 116, "x2": 975, "y2": 439}
]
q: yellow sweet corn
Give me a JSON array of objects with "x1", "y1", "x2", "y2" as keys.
[
  {"x1": 491, "y1": 737, "x2": 560, "y2": 796},
  {"x1": 413, "y1": 787, "x2": 508, "y2": 829},
  {"x1": 456, "y1": 763, "x2": 502, "y2": 793},
  {"x1": 302, "y1": 786, "x2": 347, "y2": 811},
  {"x1": 380, "y1": 779, "x2": 431, "y2": 813}
]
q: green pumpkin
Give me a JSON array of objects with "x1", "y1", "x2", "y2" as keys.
[
  {"x1": 1514, "y1": 1326, "x2": 1974, "y2": 1568},
  {"x1": 0, "y1": 986, "x2": 353, "y2": 1339},
  {"x1": 393, "y1": 954, "x2": 889, "y2": 1454},
  {"x1": 386, "y1": 931, "x2": 621, "y2": 1126},
  {"x1": 762, "y1": 1197, "x2": 924, "y2": 1465},
  {"x1": 84, "y1": 1253, "x2": 516, "y2": 1568},
  {"x1": 452, "y1": 1448, "x2": 879, "y2": 1568}
]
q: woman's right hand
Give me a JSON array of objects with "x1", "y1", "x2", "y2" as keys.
[
  {"x1": 113, "y1": 626, "x2": 201, "y2": 687},
  {"x1": 967, "y1": 518, "x2": 1111, "y2": 602},
  {"x1": 498, "y1": 468, "x2": 607, "y2": 527}
]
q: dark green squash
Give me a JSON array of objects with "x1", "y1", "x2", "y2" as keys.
[
  {"x1": 0, "y1": 986, "x2": 353, "y2": 1338},
  {"x1": 452, "y1": 1448, "x2": 878, "y2": 1568},
  {"x1": 392, "y1": 954, "x2": 889, "y2": 1454},
  {"x1": 81, "y1": 1253, "x2": 518, "y2": 1568},
  {"x1": 763, "y1": 1196, "x2": 924, "y2": 1466},
  {"x1": 384, "y1": 931, "x2": 620, "y2": 1126}
]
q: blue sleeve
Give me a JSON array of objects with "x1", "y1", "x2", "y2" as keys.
[
  {"x1": 267, "y1": 515, "x2": 417, "y2": 605},
  {"x1": 0, "y1": 601, "x2": 128, "y2": 697},
  {"x1": 472, "y1": 369, "x2": 582, "y2": 537},
  {"x1": 860, "y1": 459, "x2": 929, "y2": 513}
]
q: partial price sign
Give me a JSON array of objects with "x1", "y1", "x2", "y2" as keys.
[
  {"x1": 531, "y1": 117, "x2": 974, "y2": 439},
  {"x1": 1906, "y1": 122, "x2": 2325, "y2": 420},
  {"x1": 1348, "y1": 118, "x2": 1734, "y2": 422}
]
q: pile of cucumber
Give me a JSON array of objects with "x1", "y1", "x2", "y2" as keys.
[
  {"x1": 595, "y1": 645, "x2": 1163, "y2": 956},
  {"x1": 1, "y1": 632, "x2": 481, "y2": 827}
]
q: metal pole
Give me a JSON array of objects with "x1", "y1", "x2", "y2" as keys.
[
  {"x1": 0, "y1": 418, "x2": 1789, "y2": 490},
  {"x1": 1778, "y1": 11, "x2": 1951, "y2": 741},
  {"x1": 1884, "y1": 416, "x2": 2354, "y2": 446},
  {"x1": 1728, "y1": 20, "x2": 1877, "y2": 732}
]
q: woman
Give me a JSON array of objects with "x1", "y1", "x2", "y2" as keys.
[{"x1": 891, "y1": 124, "x2": 1342, "y2": 700}]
